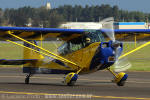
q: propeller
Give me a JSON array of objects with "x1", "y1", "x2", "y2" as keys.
[
  {"x1": 100, "y1": 17, "x2": 115, "y2": 42},
  {"x1": 100, "y1": 17, "x2": 131, "y2": 72}
]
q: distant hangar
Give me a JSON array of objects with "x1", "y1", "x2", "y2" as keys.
[{"x1": 60, "y1": 22, "x2": 148, "y2": 29}]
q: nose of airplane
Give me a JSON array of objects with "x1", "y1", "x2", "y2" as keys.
[
  {"x1": 111, "y1": 40, "x2": 123, "y2": 60},
  {"x1": 99, "y1": 41, "x2": 116, "y2": 63},
  {"x1": 89, "y1": 40, "x2": 123, "y2": 70}
]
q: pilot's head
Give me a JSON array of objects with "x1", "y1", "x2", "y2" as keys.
[{"x1": 86, "y1": 37, "x2": 91, "y2": 43}]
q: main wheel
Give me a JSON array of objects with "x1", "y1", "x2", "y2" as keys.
[
  {"x1": 115, "y1": 72, "x2": 128, "y2": 86},
  {"x1": 64, "y1": 72, "x2": 78, "y2": 86},
  {"x1": 117, "y1": 80, "x2": 126, "y2": 86},
  {"x1": 67, "y1": 81, "x2": 76, "y2": 86}
]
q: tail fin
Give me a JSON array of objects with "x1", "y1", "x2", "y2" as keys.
[{"x1": 23, "y1": 40, "x2": 44, "y2": 59}]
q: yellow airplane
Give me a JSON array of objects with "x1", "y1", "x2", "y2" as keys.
[{"x1": 0, "y1": 21, "x2": 150, "y2": 86}]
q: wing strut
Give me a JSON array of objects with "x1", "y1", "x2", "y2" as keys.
[
  {"x1": 119, "y1": 41, "x2": 150, "y2": 59},
  {"x1": 6, "y1": 31, "x2": 79, "y2": 67},
  {"x1": 6, "y1": 40, "x2": 62, "y2": 61}
]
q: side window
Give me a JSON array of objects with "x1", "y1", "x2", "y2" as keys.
[
  {"x1": 88, "y1": 33, "x2": 100, "y2": 42},
  {"x1": 82, "y1": 30, "x2": 105, "y2": 47},
  {"x1": 57, "y1": 31, "x2": 105, "y2": 55},
  {"x1": 58, "y1": 42, "x2": 69, "y2": 55},
  {"x1": 83, "y1": 32, "x2": 100, "y2": 47},
  {"x1": 69, "y1": 37, "x2": 83, "y2": 52},
  {"x1": 69, "y1": 42, "x2": 83, "y2": 52},
  {"x1": 96, "y1": 30, "x2": 105, "y2": 42},
  {"x1": 58, "y1": 37, "x2": 84, "y2": 55}
]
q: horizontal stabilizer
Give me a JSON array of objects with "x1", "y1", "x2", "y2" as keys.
[{"x1": 0, "y1": 59, "x2": 37, "y2": 65}]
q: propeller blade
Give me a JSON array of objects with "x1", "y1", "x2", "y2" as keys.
[
  {"x1": 100, "y1": 17, "x2": 131, "y2": 72},
  {"x1": 100, "y1": 17, "x2": 115, "y2": 41},
  {"x1": 114, "y1": 57, "x2": 131, "y2": 72}
]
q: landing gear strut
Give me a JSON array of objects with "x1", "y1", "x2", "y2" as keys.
[
  {"x1": 107, "y1": 68, "x2": 128, "y2": 86},
  {"x1": 25, "y1": 73, "x2": 32, "y2": 84}
]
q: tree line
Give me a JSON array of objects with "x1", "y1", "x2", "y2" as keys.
[{"x1": 0, "y1": 4, "x2": 149, "y2": 28}]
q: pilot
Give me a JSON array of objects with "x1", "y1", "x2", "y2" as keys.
[{"x1": 85, "y1": 37, "x2": 91, "y2": 46}]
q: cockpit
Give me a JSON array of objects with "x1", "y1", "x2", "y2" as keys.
[{"x1": 58, "y1": 30, "x2": 105, "y2": 55}]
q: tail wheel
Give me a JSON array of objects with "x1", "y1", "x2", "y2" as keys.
[
  {"x1": 64, "y1": 72, "x2": 78, "y2": 86},
  {"x1": 25, "y1": 74, "x2": 32, "y2": 84},
  {"x1": 115, "y1": 72, "x2": 128, "y2": 86},
  {"x1": 25, "y1": 77, "x2": 29, "y2": 84}
]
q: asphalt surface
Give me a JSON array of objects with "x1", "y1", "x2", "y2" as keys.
[{"x1": 0, "y1": 67, "x2": 149, "y2": 100}]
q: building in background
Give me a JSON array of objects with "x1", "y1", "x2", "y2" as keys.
[
  {"x1": 60, "y1": 22, "x2": 148, "y2": 29},
  {"x1": 114, "y1": 22, "x2": 147, "y2": 29},
  {"x1": 46, "y1": 2, "x2": 51, "y2": 10},
  {"x1": 60, "y1": 22, "x2": 102, "y2": 29}
]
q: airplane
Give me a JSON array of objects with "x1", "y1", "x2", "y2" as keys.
[{"x1": 0, "y1": 18, "x2": 150, "y2": 86}]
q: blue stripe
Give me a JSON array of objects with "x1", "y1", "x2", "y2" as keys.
[
  {"x1": 114, "y1": 29, "x2": 150, "y2": 33},
  {"x1": 114, "y1": 22, "x2": 145, "y2": 25},
  {"x1": 0, "y1": 59, "x2": 37, "y2": 61},
  {"x1": 23, "y1": 67, "x2": 72, "y2": 74},
  {"x1": 0, "y1": 26, "x2": 84, "y2": 33},
  {"x1": 0, "y1": 59, "x2": 37, "y2": 65}
]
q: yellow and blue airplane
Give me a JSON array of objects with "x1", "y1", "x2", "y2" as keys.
[{"x1": 0, "y1": 26, "x2": 150, "y2": 86}]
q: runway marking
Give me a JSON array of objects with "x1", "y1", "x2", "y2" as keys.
[
  {"x1": 0, "y1": 75, "x2": 149, "y2": 84},
  {"x1": 0, "y1": 76, "x2": 149, "y2": 99},
  {"x1": 0, "y1": 91, "x2": 149, "y2": 100},
  {"x1": 93, "y1": 95, "x2": 150, "y2": 100}
]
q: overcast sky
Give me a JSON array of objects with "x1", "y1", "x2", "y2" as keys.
[{"x1": 0, "y1": 0, "x2": 149, "y2": 13}]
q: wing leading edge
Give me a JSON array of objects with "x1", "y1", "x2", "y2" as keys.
[
  {"x1": 101, "y1": 29, "x2": 150, "y2": 41},
  {"x1": 114, "y1": 29, "x2": 150, "y2": 41},
  {"x1": 114, "y1": 29, "x2": 150, "y2": 33},
  {"x1": 0, "y1": 26, "x2": 85, "y2": 41}
]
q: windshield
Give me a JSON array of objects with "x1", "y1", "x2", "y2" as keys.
[{"x1": 58, "y1": 30, "x2": 105, "y2": 55}]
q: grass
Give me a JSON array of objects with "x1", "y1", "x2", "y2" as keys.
[
  {"x1": 123, "y1": 42, "x2": 150, "y2": 71},
  {"x1": 0, "y1": 41, "x2": 60, "y2": 68},
  {"x1": 0, "y1": 41, "x2": 150, "y2": 71}
]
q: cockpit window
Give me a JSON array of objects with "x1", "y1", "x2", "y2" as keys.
[
  {"x1": 57, "y1": 42, "x2": 68, "y2": 55},
  {"x1": 86, "y1": 30, "x2": 105, "y2": 42},
  {"x1": 69, "y1": 37, "x2": 83, "y2": 52},
  {"x1": 82, "y1": 30, "x2": 105, "y2": 46},
  {"x1": 58, "y1": 30, "x2": 105, "y2": 55}
]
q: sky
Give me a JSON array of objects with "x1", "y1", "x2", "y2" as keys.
[{"x1": 0, "y1": 0, "x2": 150, "y2": 13}]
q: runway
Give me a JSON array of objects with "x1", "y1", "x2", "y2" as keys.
[{"x1": 0, "y1": 67, "x2": 149, "y2": 100}]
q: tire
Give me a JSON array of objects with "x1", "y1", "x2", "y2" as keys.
[
  {"x1": 25, "y1": 78, "x2": 29, "y2": 84},
  {"x1": 117, "y1": 80, "x2": 125, "y2": 86},
  {"x1": 67, "y1": 81, "x2": 76, "y2": 86}
]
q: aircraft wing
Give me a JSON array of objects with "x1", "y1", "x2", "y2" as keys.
[
  {"x1": 113, "y1": 29, "x2": 150, "y2": 41},
  {"x1": 0, "y1": 26, "x2": 84, "y2": 41},
  {"x1": 0, "y1": 26, "x2": 81, "y2": 70},
  {"x1": 114, "y1": 29, "x2": 150, "y2": 33}
]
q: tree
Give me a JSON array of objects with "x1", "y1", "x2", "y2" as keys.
[
  {"x1": 0, "y1": 8, "x2": 3, "y2": 25},
  {"x1": 0, "y1": 4, "x2": 150, "y2": 27},
  {"x1": 48, "y1": 11, "x2": 65, "y2": 28}
]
